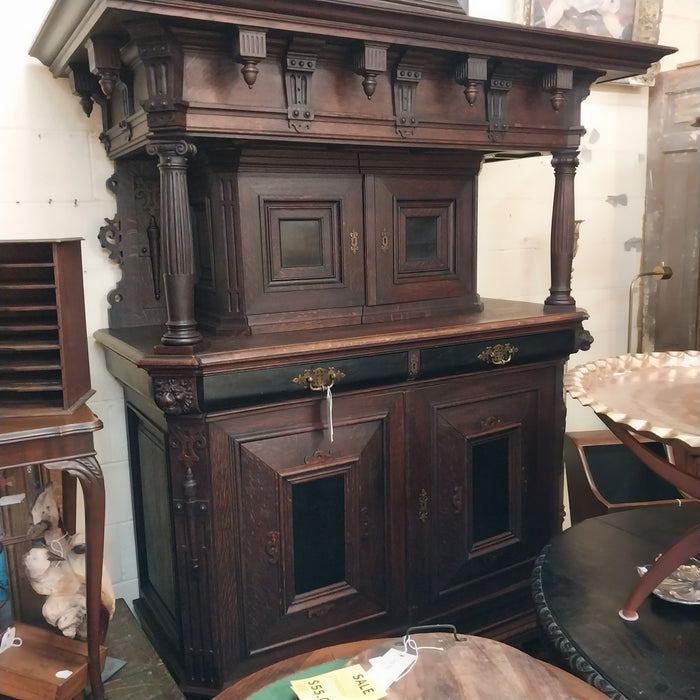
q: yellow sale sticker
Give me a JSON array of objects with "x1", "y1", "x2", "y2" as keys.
[{"x1": 291, "y1": 664, "x2": 387, "y2": 700}]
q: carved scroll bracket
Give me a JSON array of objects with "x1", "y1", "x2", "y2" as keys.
[
  {"x1": 455, "y1": 54, "x2": 488, "y2": 107},
  {"x1": 353, "y1": 41, "x2": 387, "y2": 99},
  {"x1": 486, "y1": 71, "x2": 513, "y2": 141},
  {"x1": 284, "y1": 37, "x2": 324, "y2": 132},
  {"x1": 542, "y1": 66, "x2": 574, "y2": 111},
  {"x1": 85, "y1": 36, "x2": 122, "y2": 99},
  {"x1": 393, "y1": 57, "x2": 422, "y2": 138},
  {"x1": 234, "y1": 26, "x2": 267, "y2": 88}
]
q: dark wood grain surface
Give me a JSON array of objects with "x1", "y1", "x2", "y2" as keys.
[{"x1": 534, "y1": 504, "x2": 700, "y2": 699}]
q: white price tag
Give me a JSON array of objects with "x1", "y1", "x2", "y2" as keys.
[{"x1": 366, "y1": 648, "x2": 416, "y2": 690}]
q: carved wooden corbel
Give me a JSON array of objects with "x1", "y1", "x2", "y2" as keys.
[
  {"x1": 284, "y1": 37, "x2": 324, "y2": 132},
  {"x1": 234, "y1": 26, "x2": 267, "y2": 88},
  {"x1": 393, "y1": 57, "x2": 422, "y2": 138},
  {"x1": 67, "y1": 63, "x2": 101, "y2": 116},
  {"x1": 455, "y1": 54, "x2": 488, "y2": 106},
  {"x1": 486, "y1": 71, "x2": 513, "y2": 141},
  {"x1": 85, "y1": 36, "x2": 122, "y2": 99},
  {"x1": 542, "y1": 66, "x2": 574, "y2": 111},
  {"x1": 124, "y1": 19, "x2": 186, "y2": 129},
  {"x1": 353, "y1": 42, "x2": 387, "y2": 99}
]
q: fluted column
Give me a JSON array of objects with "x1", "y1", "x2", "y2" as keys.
[
  {"x1": 544, "y1": 149, "x2": 579, "y2": 311},
  {"x1": 146, "y1": 140, "x2": 202, "y2": 345}
]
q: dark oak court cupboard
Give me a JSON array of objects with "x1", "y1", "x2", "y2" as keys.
[{"x1": 29, "y1": 1, "x2": 674, "y2": 696}]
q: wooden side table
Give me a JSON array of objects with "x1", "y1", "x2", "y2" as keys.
[
  {"x1": 0, "y1": 405, "x2": 106, "y2": 700},
  {"x1": 215, "y1": 632, "x2": 608, "y2": 700}
]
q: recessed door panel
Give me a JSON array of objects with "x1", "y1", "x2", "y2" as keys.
[
  {"x1": 407, "y1": 366, "x2": 556, "y2": 611},
  {"x1": 368, "y1": 175, "x2": 477, "y2": 306},
  {"x1": 238, "y1": 175, "x2": 364, "y2": 314},
  {"x1": 217, "y1": 390, "x2": 404, "y2": 655}
]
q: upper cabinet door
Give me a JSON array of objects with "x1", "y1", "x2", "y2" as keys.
[
  {"x1": 366, "y1": 174, "x2": 479, "y2": 310},
  {"x1": 237, "y1": 173, "x2": 365, "y2": 323}
]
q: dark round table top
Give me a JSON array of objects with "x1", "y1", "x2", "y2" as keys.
[{"x1": 534, "y1": 503, "x2": 700, "y2": 700}]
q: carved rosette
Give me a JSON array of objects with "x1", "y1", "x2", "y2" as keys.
[
  {"x1": 154, "y1": 376, "x2": 199, "y2": 414},
  {"x1": 545, "y1": 149, "x2": 579, "y2": 310}
]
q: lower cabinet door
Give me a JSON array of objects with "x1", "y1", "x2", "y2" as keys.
[
  {"x1": 210, "y1": 389, "x2": 405, "y2": 656},
  {"x1": 406, "y1": 364, "x2": 559, "y2": 616}
]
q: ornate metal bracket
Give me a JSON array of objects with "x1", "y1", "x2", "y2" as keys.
[
  {"x1": 353, "y1": 41, "x2": 387, "y2": 99},
  {"x1": 293, "y1": 367, "x2": 345, "y2": 391},
  {"x1": 235, "y1": 26, "x2": 267, "y2": 88},
  {"x1": 393, "y1": 58, "x2": 422, "y2": 138},
  {"x1": 85, "y1": 36, "x2": 122, "y2": 99},
  {"x1": 455, "y1": 54, "x2": 488, "y2": 107},
  {"x1": 486, "y1": 73, "x2": 513, "y2": 141},
  {"x1": 542, "y1": 66, "x2": 574, "y2": 111},
  {"x1": 284, "y1": 37, "x2": 324, "y2": 132},
  {"x1": 478, "y1": 343, "x2": 519, "y2": 366}
]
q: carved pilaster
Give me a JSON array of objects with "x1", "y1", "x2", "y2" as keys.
[
  {"x1": 486, "y1": 72, "x2": 513, "y2": 141},
  {"x1": 234, "y1": 27, "x2": 267, "y2": 88},
  {"x1": 455, "y1": 55, "x2": 488, "y2": 107},
  {"x1": 542, "y1": 66, "x2": 574, "y2": 111},
  {"x1": 284, "y1": 37, "x2": 324, "y2": 132},
  {"x1": 146, "y1": 140, "x2": 202, "y2": 345},
  {"x1": 544, "y1": 149, "x2": 579, "y2": 311},
  {"x1": 85, "y1": 36, "x2": 122, "y2": 99},
  {"x1": 168, "y1": 419, "x2": 217, "y2": 685},
  {"x1": 393, "y1": 59, "x2": 422, "y2": 138},
  {"x1": 353, "y1": 42, "x2": 387, "y2": 99}
]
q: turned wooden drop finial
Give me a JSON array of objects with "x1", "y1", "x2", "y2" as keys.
[{"x1": 235, "y1": 27, "x2": 267, "y2": 89}]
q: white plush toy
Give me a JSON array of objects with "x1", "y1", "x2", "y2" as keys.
[{"x1": 23, "y1": 485, "x2": 115, "y2": 640}]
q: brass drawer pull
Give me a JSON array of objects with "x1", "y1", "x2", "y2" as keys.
[
  {"x1": 478, "y1": 343, "x2": 519, "y2": 366},
  {"x1": 293, "y1": 366, "x2": 345, "y2": 391}
]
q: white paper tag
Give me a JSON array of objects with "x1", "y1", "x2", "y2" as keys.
[
  {"x1": 367, "y1": 648, "x2": 416, "y2": 690},
  {"x1": 0, "y1": 627, "x2": 22, "y2": 655},
  {"x1": 0, "y1": 493, "x2": 26, "y2": 507}
]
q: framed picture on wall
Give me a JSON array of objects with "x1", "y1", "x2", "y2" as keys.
[{"x1": 517, "y1": 0, "x2": 662, "y2": 43}]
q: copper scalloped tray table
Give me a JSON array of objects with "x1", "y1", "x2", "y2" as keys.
[{"x1": 565, "y1": 351, "x2": 700, "y2": 620}]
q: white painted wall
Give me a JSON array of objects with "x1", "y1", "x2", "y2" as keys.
[{"x1": 2, "y1": 1, "x2": 698, "y2": 601}]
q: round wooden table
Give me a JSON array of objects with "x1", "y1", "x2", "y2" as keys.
[
  {"x1": 214, "y1": 631, "x2": 607, "y2": 700},
  {"x1": 534, "y1": 504, "x2": 700, "y2": 700}
]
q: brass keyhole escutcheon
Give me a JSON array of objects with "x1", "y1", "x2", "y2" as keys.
[
  {"x1": 381, "y1": 229, "x2": 389, "y2": 252},
  {"x1": 349, "y1": 230, "x2": 359, "y2": 254}
]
